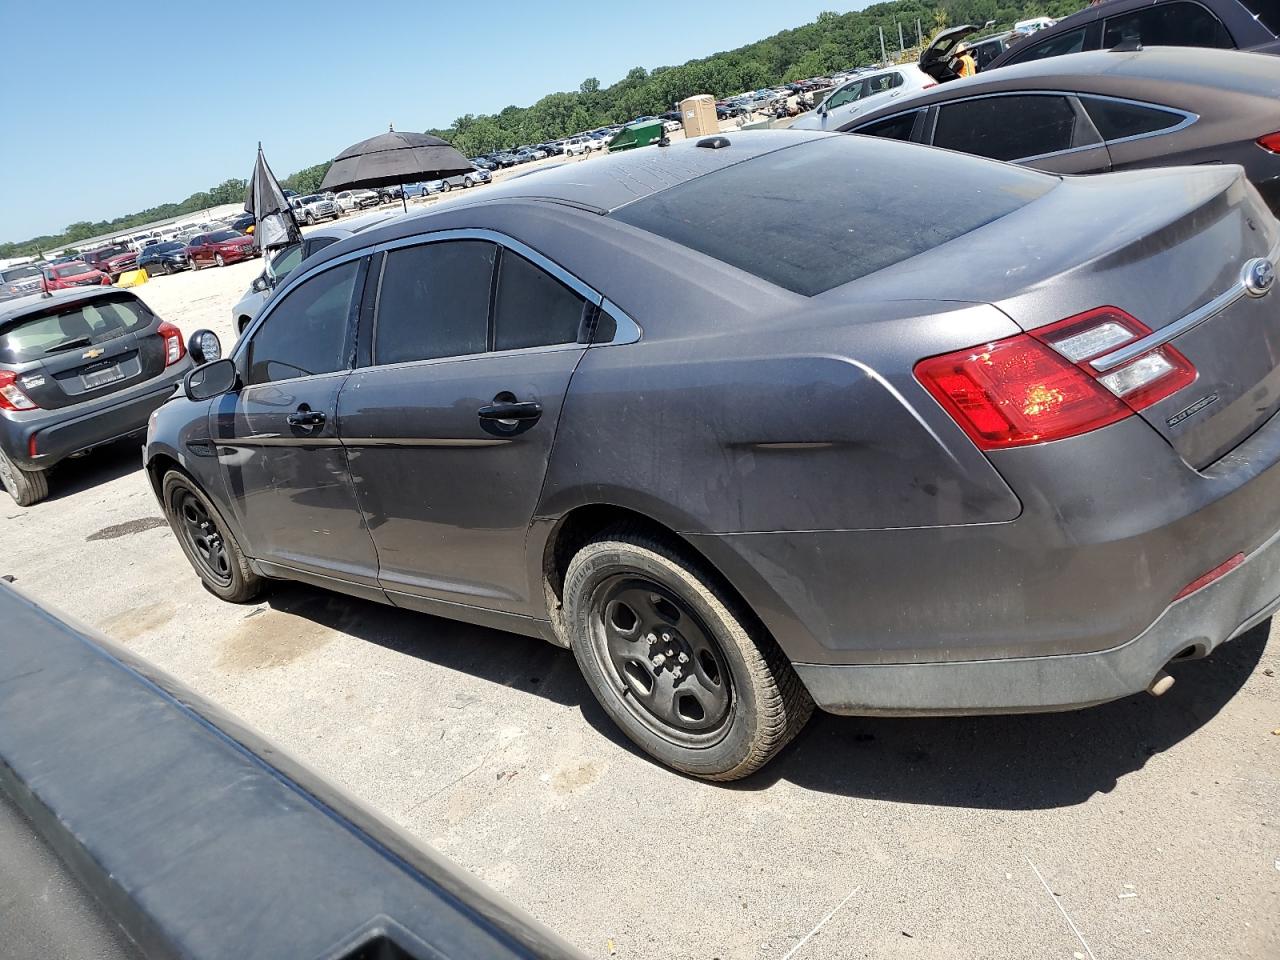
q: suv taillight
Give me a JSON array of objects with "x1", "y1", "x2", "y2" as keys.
[
  {"x1": 914, "y1": 307, "x2": 1195, "y2": 450},
  {"x1": 0, "y1": 370, "x2": 39, "y2": 411},
  {"x1": 157, "y1": 321, "x2": 185, "y2": 366}
]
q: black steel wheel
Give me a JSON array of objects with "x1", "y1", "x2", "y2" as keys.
[
  {"x1": 161, "y1": 471, "x2": 262, "y2": 602},
  {"x1": 565, "y1": 526, "x2": 813, "y2": 780},
  {"x1": 590, "y1": 576, "x2": 734, "y2": 744}
]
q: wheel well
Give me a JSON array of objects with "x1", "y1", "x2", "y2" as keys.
[
  {"x1": 541, "y1": 504, "x2": 753, "y2": 645},
  {"x1": 145, "y1": 453, "x2": 182, "y2": 500}
]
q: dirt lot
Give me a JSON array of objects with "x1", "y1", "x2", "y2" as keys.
[{"x1": 2, "y1": 177, "x2": 1278, "y2": 959}]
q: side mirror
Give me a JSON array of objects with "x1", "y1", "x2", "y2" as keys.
[
  {"x1": 251, "y1": 273, "x2": 269, "y2": 293},
  {"x1": 184, "y1": 358, "x2": 238, "y2": 402},
  {"x1": 187, "y1": 329, "x2": 222, "y2": 366}
]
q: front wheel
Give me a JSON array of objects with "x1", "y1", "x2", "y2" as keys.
[
  {"x1": 0, "y1": 450, "x2": 48, "y2": 507},
  {"x1": 161, "y1": 470, "x2": 263, "y2": 602},
  {"x1": 214, "y1": 253, "x2": 225, "y2": 267},
  {"x1": 564, "y1": 527, "x2": 812, "y2": 780}
]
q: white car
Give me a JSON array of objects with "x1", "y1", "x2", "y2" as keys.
[
  {"x1": 563, "y1": 137, "x2": 591, "y2": 156},
  {"x1": 1014, "y1": 16, "x2": 1056, "y2": 35},
  {"x1": 791, "y1": 65, "x2": 935, "y2": 132},
  {"x1": 333, "y1": 189, "x2": 380, "y2": 213}
]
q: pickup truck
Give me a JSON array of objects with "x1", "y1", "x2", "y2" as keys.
[
  {"x1": 79, "y1": 244, "x2": 138, "y2": 281},
  {"x1": 289, "y1": 194, "x2": 341, "y2": 225}
]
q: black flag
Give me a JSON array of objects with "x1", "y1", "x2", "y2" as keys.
[{"x1": 244, "y1": 144, "x2": 301, "y2": 251}]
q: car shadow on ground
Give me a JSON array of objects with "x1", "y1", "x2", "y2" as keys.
[
  {"x1": 37, "y1": 439, "x2": 146, "y2": 504},
  {"x1": 257, "y1": 582, "x2": 1269, "y2": 810}
]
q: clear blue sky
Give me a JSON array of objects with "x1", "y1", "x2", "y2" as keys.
[{"x1": 0, "y1": 0, "x2": 869, "y2": 243}]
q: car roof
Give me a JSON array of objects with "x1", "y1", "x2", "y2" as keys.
[
  {"x1": 0, "y1": 287, "x2": 137, "y2": 327},
  {"x1": 842, "y1": 47, "x2": 1280, "y2": 128}
]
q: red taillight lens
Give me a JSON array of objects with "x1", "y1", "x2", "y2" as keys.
[
  {"x1": 915, "y1": 335, "x2": 1131, "y2": 449},
  {"x1": 0, "y1": 370, "x2": 39, "y2": 412},
  {"x1": 1257, "y1": 132, "x2": 1280, "y2": 153},
  {"x1": 157, "y1": 321, "x2": 185, "y2": 366},
  {"x1": 916, "y1": 306, "x2": 1197, "y2": 450}
]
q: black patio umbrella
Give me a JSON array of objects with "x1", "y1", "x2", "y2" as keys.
[{"x1": 320, "y1": 125, "x2": 473, "y2": 211}]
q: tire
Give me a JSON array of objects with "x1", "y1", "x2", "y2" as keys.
[
  {"x1": 564, "y1": 526, "x2": 813, "y2": 781},
  {"x1": 0, "y1": 450, "x2": 48, "y2": 507},
  {"x1": 215, "y1": 253, "x2": 225, "y2": 268},
  {"x1": 161, "y1": 470, "x2": 263, "y2": 603},
  {"x1": 442, "y1": 182, "x2": 452, "y2": 192},
  {"x1": 463, "y1": 177, "x2": 473, "y2": 188}
]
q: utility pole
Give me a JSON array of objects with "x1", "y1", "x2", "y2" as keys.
[
  {"x1": 917, "y1": 18, "x2": 923, "y2": 48},
  {"x1": 879, "y1": 26, "x2": 886, "y2": 65},
  {"x1": 898, "y1": 20, "x2": 906, "y2": 55}
]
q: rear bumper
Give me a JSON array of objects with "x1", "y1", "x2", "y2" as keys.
[
  {"x1": 795, "y1": 522, "x2": 1280, "y2": 715},
  {"x1": 1, "y1": 362, "x2": 190, "y2": 470}
]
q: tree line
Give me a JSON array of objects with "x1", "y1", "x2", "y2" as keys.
[{"x1": 1, "y1": 0, "x2": 1079, "y2": 259}]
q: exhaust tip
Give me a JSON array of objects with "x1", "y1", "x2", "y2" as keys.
[{"x1": 1148, "y1": 670, "x2": 1176, "y2": 697}]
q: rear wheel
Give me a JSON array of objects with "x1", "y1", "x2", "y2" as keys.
[
  {"x1": 0, "y1": 451, "x2": 48, "y2": 507},
  {"x1": 161, "y1": 470, "x2": 262, "y2": 602},
  {"x1": 564, "y1": 527, "x2": 813, "y2": 780}
]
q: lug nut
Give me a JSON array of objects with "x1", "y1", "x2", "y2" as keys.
[
  {"x1": 677, "y1": 652, "x2": 689, "y2": 664},
  {"x1": 672, "y1": 667, "x2": 683, "y2": 679},
  {"x1": 652, "y1": 654, "x2": 666, "y2": 666},
  {"x1": 661, "y1": 632, "x2": 671, "y2": 642},
  {"x1": 646, "y1": 633, "x2": 657, "y2": 643}
]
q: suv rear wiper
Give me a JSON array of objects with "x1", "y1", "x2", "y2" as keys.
[{"x1": 43, "y1": 336, "x2": 94, "y2": 354}]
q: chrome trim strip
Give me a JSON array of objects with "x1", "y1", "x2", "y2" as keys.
[
  {"x1": 342, "y1": 437, "x2": 509, "y2": 447},
  {"x1": 1090, "y1": 239, "x2": 1280, "y2": 373},
  {"x1": 598, "y1": 298, "x2": 642, "y2": 345},
  {"x1": 222, "y1": 436, "x2": 344, "y2": 447}
]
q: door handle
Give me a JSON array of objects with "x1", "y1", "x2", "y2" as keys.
[
  {"x1": 286, "y1": 405, "x2": 326, "y2": 428},
  {"x1": 477, "y1": 400, "x2": 542, "y2": 423}
]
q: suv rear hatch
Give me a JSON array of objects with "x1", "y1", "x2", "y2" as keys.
[{"x1": 0, "y1": 294, "x2": 171, "y2": 409}]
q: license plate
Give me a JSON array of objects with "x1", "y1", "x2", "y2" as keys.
[{"x1": 82, "y1": 364, "x2": 124, "y2": 389}]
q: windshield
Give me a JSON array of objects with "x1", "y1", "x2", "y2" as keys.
[
  {"x1": 1, "y1": 264, "x2": 44, "y2": 281},
  {"x1": 52, "y1": 263, "x2": 93, "y2": 277},
  {"x1": 611, "y1": 136, "x2": 1055, "y2": 296},
  {"x1": 208, "y1": 230, "x2": 241, "y2": 242},
  {"x1": 0, "y1": 297, "x2": 151, "y2": 363},
  {"x1": 150, "y1": 242, "x2": 185, "y2": 253}
]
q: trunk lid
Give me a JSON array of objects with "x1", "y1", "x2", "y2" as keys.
[{"x1": 844, "y1": 164, "x2": 1280, "y2": 469}]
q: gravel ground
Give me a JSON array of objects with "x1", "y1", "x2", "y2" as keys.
[{"x1": 2, "y1": 177, "x2": 1278, "y2": 960}]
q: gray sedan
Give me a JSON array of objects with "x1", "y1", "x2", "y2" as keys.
[
  {"x1": 145, "y1": 131, "x2": 1280, "y2": 780},
  {"x1": 838, "y1": 46, "x2": 1280, "y2": 213}
]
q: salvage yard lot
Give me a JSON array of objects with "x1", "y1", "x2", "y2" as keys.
[{"x1": 2, "y1": 226, "x2": 1278, "y2": 960}]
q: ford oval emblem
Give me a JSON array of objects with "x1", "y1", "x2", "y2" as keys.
[{"x1": 1242, "y1": 257, "x2": 1275, "y2": 298}]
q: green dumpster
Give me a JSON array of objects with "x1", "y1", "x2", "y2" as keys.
[{"x1": 607, "y1": 119, "x2": 666, "y2": 152}]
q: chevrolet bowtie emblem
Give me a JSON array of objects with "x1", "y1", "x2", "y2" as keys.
[{"x1": 82, "y1": 348, "x2": 105, "y2": 359}]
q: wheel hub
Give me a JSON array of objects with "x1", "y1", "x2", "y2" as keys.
[{"x1": 593, "y1": 577, "x2": 732, "y2": 740}]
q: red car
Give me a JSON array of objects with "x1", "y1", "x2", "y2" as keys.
[
  {"x1": 41, "y1": 261, "x2": 112, "y2": 291},
  {"x1": 185, "y1": 230, "x2": 258, "y2": 269},
  {"x1": 80, "y1": 244, "x2": 138, "y2": 281}
]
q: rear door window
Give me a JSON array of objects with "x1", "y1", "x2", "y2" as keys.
[
  {"x1": 1005, "y1": 26, "x2": 1089, "y2": 64},
  {"x1": 372, "y1": 240, "x2": 495, "y2": 364},
  {"x1": 0, "y1": 298, "x2": 152, "y2": 363},
  {"x1": 1082, "y1": 97, "x2": 1187, "y2": 141},
  {"x1": 610, "y1": 136, "x2": 1055, "y2": 296},
  {"x1": 247, "y1": 260, "x2": 360, "y2": 384},
  {"x1": 1102, "y1": 3, "x2": 1235, "y2": 48},
  {"x1": 492, "y1": 251, "x2": 587, "y2": 351},
  {"x1": 850, "y1": 110, "x2": 922, "y2": 140},
  {"x1": 932, "y1": 95, "x2": 1090, "y2": 162}
]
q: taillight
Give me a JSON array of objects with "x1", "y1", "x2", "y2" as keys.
[
  {"x1": 0, "y1": 370, "x2": 39, "y2": 411},
  {"x1": 915, "y1": 306, "x2": 1196, "y2": 450},
  {"x1": 157, "y1": 321, "x2": 185, "y2": 366},
  {"x1": 1257, "y1": 132, "x2": 1280, "y2": 154}
]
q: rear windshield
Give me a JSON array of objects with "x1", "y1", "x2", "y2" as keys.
[
  {"x1": 208, "y1": 230, "x2": 241, "y2": 242},
  {"x1": 52, "y1": 263, "x2": 93, "y2": 277},
  {"x1": 610, "y1": 137, "x2": 1056, "y2": 296},
  {"x1": 0, "y1": 297, "x2": 151, "y2": 363}
]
